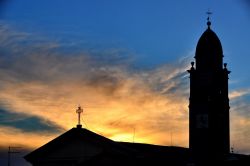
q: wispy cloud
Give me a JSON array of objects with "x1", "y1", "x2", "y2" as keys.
[
  {"x1": 229, "y1": 89, "x2": 250, "y2": 100},
  {"x1": 229, "y1": 88, "x2": 250, "y2": 154},
  {"x1": 0, "y1": 22, "x2": 190, "y2": 149},
  {"x1": 0, "y1": 22, "x2": 250, "y2": 155}
]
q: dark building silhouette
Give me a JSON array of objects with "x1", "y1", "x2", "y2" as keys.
[
  {"x1": 24, "y1": 19, "x2": 250, "y2": 166},
  {"x1": 188, "y1": 17, "x2": 230, "y2": 163},
  {"x1": 24, "y1": 125, "x2": 189, "y2": 166},
  {"x1": 24, "y1": 125, "x2": 137, "y2": 166}
]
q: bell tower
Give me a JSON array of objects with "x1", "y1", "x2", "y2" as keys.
[{"x1": 188, "y1": 16, "x2": 230, "y2": 162}]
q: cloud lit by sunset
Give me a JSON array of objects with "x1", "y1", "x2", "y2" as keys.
[
  {"x1": 0, "y1": 23, "x2": 190, "y2": 150},
  {"x1": 0, "y1": 22, "x2": 250, "y2": 156},
  {"x1": 0, "y1": 3, "x2": 250, "y2": 166}
]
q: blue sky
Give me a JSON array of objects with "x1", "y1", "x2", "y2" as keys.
[
  {"x1": 2, "y1": 0, "x2": 250, "y2": 86},
  {"x1": 0, "y1": 0, "x2": 250, "y2": 165},
  {"x1": 0, "y1": 1, "x2": 246, "y2": 59}
]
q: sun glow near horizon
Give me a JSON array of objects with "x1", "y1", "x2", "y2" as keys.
[
  {"x1": 0, "y1": 42, "x2": 190, "y2": 149},
  {"x1": 0, "y1": 23, "x2": 250, "y2": 155}
]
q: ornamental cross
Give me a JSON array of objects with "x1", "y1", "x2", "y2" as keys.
[
  {"x1": 76, "y1": 106, "x2": 83, "y2": 126},
  {"x1": 206, "y1": 9, "x2": 212, "y2": 21}
]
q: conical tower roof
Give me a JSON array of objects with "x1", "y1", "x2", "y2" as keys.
[{"x1": 195, "y1": 19, "x2": 223, "y2": 71}]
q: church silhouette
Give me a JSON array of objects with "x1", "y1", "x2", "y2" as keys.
[
  {"x1": 24, "y1": 18, "x2": 250, "y2": 166},
  {"x1": 188, "y1": 16, "x2": 230, "y2": 164}
]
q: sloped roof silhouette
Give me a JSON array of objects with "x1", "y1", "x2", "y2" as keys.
[
  {"x1": 24, "y1": 126, "x2": 191, "y2": 165},
  {"x1": 24, "y1": 127, "x2": 136, "y2": 163}
]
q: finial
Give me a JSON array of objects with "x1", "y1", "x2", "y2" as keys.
[
  {"x1": 190, "y1": 61, "x2": 195, "y2": 70},
  {"x1": 76, "y1": 106, "x2": 83, "y2": 128},
  {"x1": 224, "y1": 63, "x2": 227, "y2": 68},
  {"x1": 191, "y1": 61, "x2": 194, "y2": 67},
  {"x1": 206, "y1": 9, "x2": 212, "y2": 28}
]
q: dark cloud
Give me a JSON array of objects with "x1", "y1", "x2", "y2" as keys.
[{"x1": 0, "y1": 108, "x2": 64, "y2": 133}]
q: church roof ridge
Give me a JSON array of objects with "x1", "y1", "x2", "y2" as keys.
[{"x1": 24, "y1": 127, "x2": 136, "y2": 162}]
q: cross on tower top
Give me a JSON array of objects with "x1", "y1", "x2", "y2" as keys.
[
  {"x1": 206, "y1": 10, "x2": 212, "y2": 28},
  {"x1": 76, "y1": 106, "x2": 83, "y2": 128},
  {"x1": 206, "y1": 10, "x2": 212, "y2": 19}
]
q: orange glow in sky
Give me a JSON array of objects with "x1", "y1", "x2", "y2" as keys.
[{"x1": 0, "y1": 22, "x2": 249, "y2": 155}]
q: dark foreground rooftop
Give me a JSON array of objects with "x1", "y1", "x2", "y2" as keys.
[{"x1": 24, "y1": 127, "x2": 250, "y2": 166}]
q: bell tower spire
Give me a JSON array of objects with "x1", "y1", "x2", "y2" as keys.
[
  {"x1": 188, "y1": 16, "x2": 230, "y2": 164},
  {"x1": 194, "y1": 12, "x2": 223, "y2": 72}
]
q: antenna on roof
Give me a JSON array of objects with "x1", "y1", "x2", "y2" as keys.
[
  {"x1": 76, "y1": 106, "x2": 83, "y2": 128},
  {"x1": 133, "y1": 127, "x2": 135, "y2": 143},
  {"x1": 171, "y1": 132, "x2": 173, "y2": 146},
  {"x1": 8, "y1": 146, "x2": 21, "y2": 166}
]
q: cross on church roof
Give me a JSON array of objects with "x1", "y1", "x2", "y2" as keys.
[{"x1": 76, "y1": 106, "x2": 83, "y2": 128}]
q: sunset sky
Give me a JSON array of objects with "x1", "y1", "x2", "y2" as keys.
[{"x1": 0, "y1": 0, "x2": 250, "y2": 165}]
